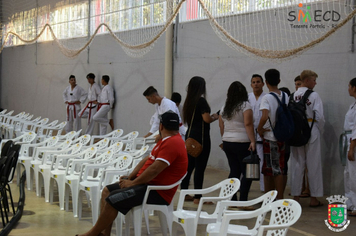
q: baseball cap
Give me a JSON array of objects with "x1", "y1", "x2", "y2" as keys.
[{"x1": 159, "y1": 111, "x2": 179, "y2": 130}]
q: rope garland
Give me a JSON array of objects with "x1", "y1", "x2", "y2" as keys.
[
  {"x1": 198, "y1": 0, "x2": 356, "y2": 60},
  {"x1": 1, "y1": 0, "x2": 355, "y2": 60}
]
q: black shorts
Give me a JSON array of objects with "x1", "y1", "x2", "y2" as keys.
[{"x1": 105, "y1": 183, "x2": 169, "y2": 215}]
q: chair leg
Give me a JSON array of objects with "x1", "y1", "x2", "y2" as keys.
[
  {"x1": 144, "y1": 210, "x2": 150, "y2": 235},
  {"x1": 157, "y1": 211, "x2": 169, "y2": 236},
  {"x1": 0, "y1": 196, "x2": 6, "y2": 227},
  {"x1": 132, "y1": 206, "x2": 143, "y2": 236},
  {"x1": 6, "y1": 184, "x2": 15, "y2": 214},
  {"x1": 115, "y1": 212, "x2": 124, "y2": 236}
]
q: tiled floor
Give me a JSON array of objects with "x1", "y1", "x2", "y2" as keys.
[{"x1": 5, "y1": 166, "x2": 356, "y2": 236}]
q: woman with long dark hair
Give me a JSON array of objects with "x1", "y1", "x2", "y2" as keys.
[
  {"x1": 219, "y1": 81, "x2": 256, "y2": 201},
  {"x1": 181, "y1": 76, "x2": 219, "y2": 204}
]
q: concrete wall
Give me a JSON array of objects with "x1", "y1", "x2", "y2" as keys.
[{"x1": 1, "y1": 18, "x2": 355, "y2": 196}]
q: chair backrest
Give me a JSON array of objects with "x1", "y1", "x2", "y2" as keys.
[
  {"x1": 20, "y1": 132, "x2": 37, "y2": 143},
  {"x1": 73, "y1": 135, "x2": 91, "y2": 146},
  {"x1": 2, "y1": 144, "x2": 21, "y2": 183},
  {"x1": 211, "y1": 178, "x2": 241, "y2": 216},
  {"x1": 93, "y1": 138, "x2": 110, "y2": 150},
  {"x1": 0, "y1": 140, "x2": 14, "y2": 166},
  {"x1": 112, "y1": 154, "x2": 133, "y2": 170},
  {"x1": 111, "y1": 129, "x2": 124, "y2": 138},
  {"x1": 109, "y1": 141, "x2": 124, "y2": 154},
  {"x1": 262, "y1": 200, "x2": 302, "y2": 236},
  {"x1": 47, "y1": 121, "x2": 66, "y2": 136},
  {"x1": 216, "y1": 190, "x2": 277, "y2": 232}
]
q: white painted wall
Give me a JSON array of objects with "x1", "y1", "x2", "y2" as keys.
[{"x1": 1, "y1": 18, "x2": 355, "y2": 196}]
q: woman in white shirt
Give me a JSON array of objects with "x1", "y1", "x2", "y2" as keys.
[{"x1": 219, "y1": 81, "x2": 256, "y2": 201}]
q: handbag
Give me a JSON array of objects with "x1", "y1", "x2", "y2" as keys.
[{"x1": 185, "y1": 107, "x2": 203, "y2": 158}]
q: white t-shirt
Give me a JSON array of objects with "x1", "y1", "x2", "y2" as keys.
[
  {"x1": 248, "y1": 92, "x2": 266, "y2": 141},
  {"x1": 149, "y1": 97, "x2": 185, "y2": 136},
  {"x1": 260, "y1": 91, "x2": 289, "y2": 142},
  {"x1": 221, "y1": 101, "x2": 252, "y2": 142}
]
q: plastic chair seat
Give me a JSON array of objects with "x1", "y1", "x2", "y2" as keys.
[{"x1": 206, "y1": 223, "x2": 253, "y2": 236}]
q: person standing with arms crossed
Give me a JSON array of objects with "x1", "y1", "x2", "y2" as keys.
[
  {"x1": 93, "y1": 75, "x2": 115, "y2": 135},
  {"x1": 79, "y1": 73, "x2": 101, "y2": 135},
  {"x1": 63, "y1": 75, "x2": 87, "y2": 133}
]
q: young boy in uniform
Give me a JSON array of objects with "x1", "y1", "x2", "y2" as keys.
[{"x1": 290, "y1": 70, "x2": 325, "y2": 207}]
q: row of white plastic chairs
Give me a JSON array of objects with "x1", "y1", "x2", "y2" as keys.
[
  {"x1": 0, "y1": 109, "x2": 67, "y2": 141},
  {"x1": 137, "y1": 177, "x2": 302, "y2": 236},
  {"x1": 12, "y1": 128, "x2": 155, "y2": 225}
]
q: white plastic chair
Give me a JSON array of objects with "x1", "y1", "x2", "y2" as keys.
[
  {"x1": 96, "y1": 141, "x2": 124, "y2": 155},
  {"x1": 172, "y1": 178, "x2": 240, "y2": 236},
  {"x1": 17, "y1": 136, "x2": 60, "y2": 190},
  {"x1": 71, "y1": 134, "x2": 92, "y2": 148},
  {"x1": 89, "y1": 128, "x2": 124, "y2": 145},
  {"x1": 206, "y1": 199, "x2": 302, "y2": 236},
  {"x1": 89, "y1": 138, "x2": 110, "y2": 150},
  {"x1": 206, "y1": 190, "x2": 278, "y2": 236},
  {"x1": 37, "y1": 143, "x2": 83, "y2": 203},
  {"x1": 1, "y1": 111, "x2": 26, "y2": 138},
  {"x1": 47, "y1": 120, "x2": 66, "y2": 137},
  {"x1": 31, "y1": 140, "x2": 73, "y2": 198},
  {"x1": 0, "y1": 110, "x2": 13, "y2": 128},
  {"x1": 78, "y1": 154, "x2": 133, "y2": 224},
  {"x1": 6, "y1": 112, "x2": 31, "y2": 139},
  {"x1": 56, "y1": 129, "x2": 82, "y2": 142},
  {"x1": 49, "y1": 146, "x2": 98, "y2": 211},
  {"x1": 12, "y1": 114, "x2": 34, "y2": 138},
  {"x1": 31, "y1": 117, "x2": 50, "y2": 135},
  {"x1": 15, "y1": 116, "x2": 41, "y2": 137},
  {"x1": 0, "y1": 132, "x2": 37, "y2": 155},
  {"x1": 35, "y1": 120, "x2": 58, "y2": 141},
  {"x1": 115, "y1": 131, "x2": 139, "y2": 152},
  {"x1": 124, "y1": 173, "x2": 187, "y2": 236}
]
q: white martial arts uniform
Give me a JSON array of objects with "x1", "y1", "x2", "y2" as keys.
[
  {"x1": 248, "y1": 91, "x2": 266, "y2": 191},
  {"x1": 150, "y1": 97, "x2": 185, "y2": 138},
  {"x1": 93, "y1": 84, "x2": 115, "y2": 135},
  {"x1": 343, "y1": 101, "x2": 356, "y2": 210},
  {"x1": 79, "y1": 83, "x2": 101, "y2": 135},
  {"x1": 63, "y1": 85, "x2": 87, "y2": 133},
  {"x1": 290, "y1": 87, "x2": 325, "y2": 197}
]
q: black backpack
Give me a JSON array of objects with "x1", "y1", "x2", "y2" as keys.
[
  {"x1": 287, "y1": 90, "x2": 315, "y2": 147},
  {"x1": 268, "y1": 92, "x2": 295, "y2": 142}
]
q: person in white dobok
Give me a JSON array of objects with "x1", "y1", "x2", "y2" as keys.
[
  {"x1": 143, "y1": 86, "x2": 185, "y2": 140},
  {"x1": 63, "y1": 75, "x2": 87, "y2": 133},
  {"x1": 93, "y1": 75, "x2": 115, "y2": 135},
  {"x1": 290, "y1": 70, "x2": 325, "y2": 207},
  {"x1": 248, "y1": 74, "x2": 266, "y2": 192},
  {"x1": 79, "y1": 73, "x2": 101, "y2": 135},
  {"x1": 342, "y1": 78, "x2": 356, "y2": 216}
]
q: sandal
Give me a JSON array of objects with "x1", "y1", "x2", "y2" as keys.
[
  {"x1": 193, "y1": 199, "x2": 214, "y2": 205},
  {"x1": 348, "y1": 210, "x2": 356, "y2": 216},
  {"x1": 309, "y1": 201, "x2": 323, "y2": 207},
  {"x1": 299, "y1": 192, "x2": 310, "y2": 198},
  {"x1": 184, "y1": 195, "x2": 194, "y2": 201}
]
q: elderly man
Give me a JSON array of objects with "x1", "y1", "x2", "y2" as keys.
[{"x1": 77, "y1": 111, "x2": 188, "y2": 236}]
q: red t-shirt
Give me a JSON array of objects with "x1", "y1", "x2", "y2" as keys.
[{"x1": 137, "y1": 133, "x2": 188, "y2": 203}]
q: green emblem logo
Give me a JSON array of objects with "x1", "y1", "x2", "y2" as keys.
[{"x1": 325, "y1": 195, "x2": 350, "y2": 232}]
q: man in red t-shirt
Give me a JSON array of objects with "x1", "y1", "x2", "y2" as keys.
[{"x1": 77, "y1": 111, "x2": 188, "y2": 236}]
